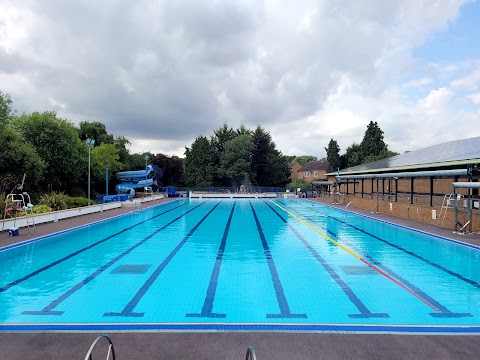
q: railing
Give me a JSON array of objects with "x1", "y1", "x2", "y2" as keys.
[
  {"x1": 83, "y1": 335, "x2": 255, "y2": 360},
  {"x1": 84, "y1": 335, "x2": 116, "y2": 360},
  {"x1": 246, "y1": 345, "x2": 257, "y2": 360}
]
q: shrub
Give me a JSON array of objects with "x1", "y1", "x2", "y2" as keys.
[
  {"x1": 32, "y1": 204, "x2": 53, "y2": 214},
  {"x1": 38, "y1": 192, "x2": 68, "y2": 211},
  {"x1": 65, "y1": 196, "x2": 89, "y2": 208},
  {"x1": 285, "y1": 179, "x2": 312, "y2": 192}
]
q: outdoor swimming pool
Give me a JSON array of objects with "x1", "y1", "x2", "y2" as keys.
[{"x1": 1, "y1": 198, "x2": 480, "y2": 333}]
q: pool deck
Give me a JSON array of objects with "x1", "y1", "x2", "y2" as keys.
[{"x1": 1, "y1": 197, "x2": 480, "y2": 359}]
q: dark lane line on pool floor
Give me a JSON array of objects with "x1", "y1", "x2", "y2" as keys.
[
  {"x1": 186, "y1": 202, "x2": 236, "y2": 318},
  {"x1": 277, "y1": 201, "x2": 471, "y2": 318},
  {"x1": 1, "y1": 201, "x2": 189, "y2": 295},
  {"x1": 250, "y1": 201, "x2": 307, "y2": 319},
  {"x1": 295, "y1": 200, "x2": 480, "y2": 292},
  {"x1": 22, "y1": 202, "x2": 206, "y2": 316},
  {"x1": 264, "y1": 201, "x2": 388, "y2": 318},
  {"x1": 104, "y1": 202, "x2": 221, "y2": 317}
]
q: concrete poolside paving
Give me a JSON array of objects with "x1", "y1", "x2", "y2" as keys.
[{"x1": 1, "y1": 196, "x2": 480, "y2": 360}]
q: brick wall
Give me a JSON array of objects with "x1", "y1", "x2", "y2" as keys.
[{"x1": 342, "y1": 195, "x2": 480, "y2": 233}]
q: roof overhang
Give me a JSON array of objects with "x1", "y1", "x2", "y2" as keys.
[
  {"x1": 326, "y1": 159, "x2": 480, "y2": 176},
  {"x1": 335, "y1": 168, "x2": 468, "y2": 180},
  {"x1": 312, "y1": 181, "x2": 333, "y2": 185}
]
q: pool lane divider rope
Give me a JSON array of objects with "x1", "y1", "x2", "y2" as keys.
[{"x1": 269, "y1": 200, "x2": 441, "y2": 313}]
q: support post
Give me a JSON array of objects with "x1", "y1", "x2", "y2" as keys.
[
  {"x1": 429, "y1": 176, "x2": 433, "y2": 207},
  {"x1": 395, "y1": 178, "x2": 398, "y2": 202},
  {"x1": 454, "y1": 187, "x2": 458, "y2": 232},
  {"x1": 410, "y1": 177, "x2": 414, "y2": 205}
]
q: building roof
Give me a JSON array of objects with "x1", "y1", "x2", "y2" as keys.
[
  {"x1": 298, "y1": 159, "x2": 329, "y2": 172},
  {"x1": 331, "y1": 136, "x2": 480, "y2": 175}
]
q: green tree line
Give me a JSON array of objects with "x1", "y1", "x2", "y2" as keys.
[
  {"x1": 325, "y1": 121, "x2": 398, "y2": 172},
  {"x1": 184, "y1": 124, "x2": 291, "y2": 188},
  {"x1": 0, "y1": 91, "x2": 185, "y2": 200},
  {"x1": 1, "y1": 91, "x2": 291, "y2": 202}
]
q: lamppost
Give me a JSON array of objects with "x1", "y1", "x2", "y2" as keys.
[{"x1": 86, "y1": 138, "x2": 95, "y2": 206}]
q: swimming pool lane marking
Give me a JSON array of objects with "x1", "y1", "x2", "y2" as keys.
[
  {"x1": 269, "y1": 200, "x2": 441, "y2": 313},
  {"x1": 296, "y1": 200, "x2": 480, "y2": 292},
  {"x1": 0, "y1": 201, "x2": 189, "y2": 295},
  {"x1": 250, "y1": 201, "x2": 307, "y2": 319},
  {"x1": 104, "y1": 201, "x2": 221, "y2": 317},
  {"x1": 264, "y1": 201, "x2": 388, "y2": 318},
  {"x1": 22, "y1": 202, "x2": 205, "y2": 316},
  {"x1": 186, "y1": 202, "x2": 236, "y2": 318},
  {"x1": 286, "y1": 202, "x2": 472, "y2": 318}
]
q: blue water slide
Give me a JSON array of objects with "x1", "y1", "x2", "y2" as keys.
[{"x1": 115, "y1": 165, "x2": 163, "y2": 198}]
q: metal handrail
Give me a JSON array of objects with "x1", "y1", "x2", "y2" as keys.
[
  {"x1": 84, "y1": 335, "x2": 116, "y2": 360},
  {"x1": 246, "y1": 345, "x2": 257, "y2": 360}
]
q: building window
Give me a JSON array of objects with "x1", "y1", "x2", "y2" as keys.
[
  {"x1": 305, "y1": 171, "x2": 310, "y2": 177},
  {"x1": 313, "y1": 171, "x2": 318, "y2": 177}
]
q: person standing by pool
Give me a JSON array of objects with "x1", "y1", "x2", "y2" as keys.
[{"x1": 331, "y1": 183, "x2": 340, "y2": 204}]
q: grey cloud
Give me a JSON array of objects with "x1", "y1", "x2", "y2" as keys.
[{"x1": 1, "y1": 0, "x2": 473, "y2": 157}]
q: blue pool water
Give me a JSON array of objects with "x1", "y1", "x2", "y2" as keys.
[{"x1": 1, "y1": 198, "x2": 480, "y2": 332}]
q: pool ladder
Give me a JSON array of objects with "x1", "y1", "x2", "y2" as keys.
[
  {"x1": 1, "y1": 193, "x2": 36, "y2": 236},
  {"x1": 84, "y1": 335, "x2": 258, "y2": 360}
]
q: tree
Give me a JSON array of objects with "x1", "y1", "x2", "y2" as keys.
[
  {"x1": 152, "y1": 154, "x2": 184, "y2": 186},
  {"x1": 14, "y1": 112, "x2": 87, "y2": 194},
  {"x1": 211, "y1": 124, "x2": 236, "y2": 186},
  {"x1": 218, "y1": 134, "x2": 254, "y2": 185},
  {"x1": 325, "y1": 139, "x2": 341, "y2": 172},
  {"x1": 360, "y1": 121, "x2": 386, "y2": 159},
  {"x1": 342, "y1": 143, "x2": 363, "y2": 168},
  {"x1": 91, "y1": 144, "x2": 123, "y2": 194},
  {"x1": 0, "y1": 127, "x2": 45, "y2": 193},
  {"x1": 0, "y1": 90, "x2": 14, "y2": 129},
  {"x1": 251, "y1": 126, "x2": 290, "y2": 186},
  {"x1": 291, "y1": 155, "x2": 317, "y2": 166},
  {"x1": 363, "y1": 146, "x2": 399, "y2": 164},
  {"x1": 78, "y1": 121, "x2": 114, "y2": 146},
  {"x1": 184, "y1": 136, "x2": 215, "y2": 187},
  {"x1": 114, "y1": 136, "x2": 131, "y2": 168}
]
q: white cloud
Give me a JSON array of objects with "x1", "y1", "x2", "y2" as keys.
[
  {"x1": 466, "y1": 93, "x2": 480, "y2": 104},
  {"x1": 451, "y1": 68, "x2": 480, "y2": 90},
  {"x1": 402, "y1": 77, "x2": 433, "y2": 89}
]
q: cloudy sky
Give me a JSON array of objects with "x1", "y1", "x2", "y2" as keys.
[{"x1": 1, "y1": 0, "x2": 479, "y2": 159}]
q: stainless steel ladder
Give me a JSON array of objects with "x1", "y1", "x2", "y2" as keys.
[
  {"x1": 83, "y1": 335, "x2": 257, "y2": 359},
  {"x1": 437, "y1": 194, "x2": 454, "y2": 227}
]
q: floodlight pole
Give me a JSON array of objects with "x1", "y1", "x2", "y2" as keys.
[
  {"x1": 86, "y1": 138, "x2": 95, "y2": 206},
  {"x1": 145, "y1": 155, "x2": 149, "y2": 179}
]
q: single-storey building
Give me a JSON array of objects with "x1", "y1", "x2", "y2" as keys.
[{"x1": 323, "y1": 136, "x2": 480, "y2": 233}]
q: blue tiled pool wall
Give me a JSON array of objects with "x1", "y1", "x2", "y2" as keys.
[{"x1": 1, "y1": 198, "x2": 480, "y2": 329}]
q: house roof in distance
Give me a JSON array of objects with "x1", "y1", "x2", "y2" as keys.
[
  {"x1": 298, "y1": 159, "x2": 329, "y2": 172},
  {"x1": 335, "y1": 136, "x2": 480, "y2": 175}
]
